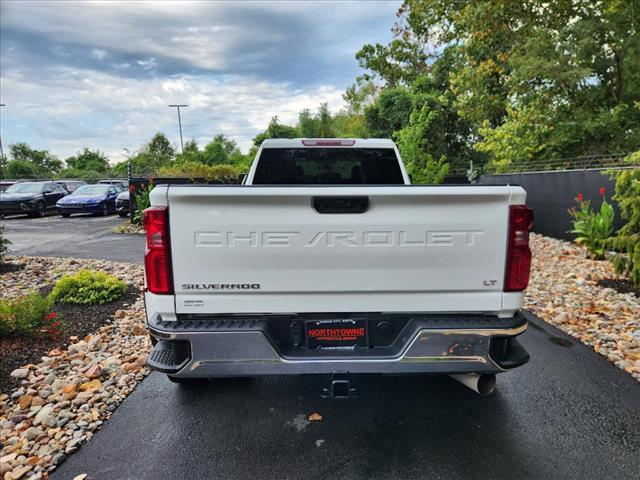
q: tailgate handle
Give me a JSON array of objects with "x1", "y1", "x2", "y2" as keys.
[{"x1": 313, "y1": 196, "x2": 369, "y2": 214}]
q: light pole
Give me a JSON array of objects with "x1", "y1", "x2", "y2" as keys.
[
  {"x1": 0, "y1": 104, "x2": 6, "y2": 179},
  {"x1": 168, "y1": 104, "x2": 187, "y2": 154},
  {"x1": 122, "y1": 148, "x2": 132, "y2": 181}
]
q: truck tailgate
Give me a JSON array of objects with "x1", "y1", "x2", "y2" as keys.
[{"x1": 166, "y1": 185, "x2": 522, "y2": 314}]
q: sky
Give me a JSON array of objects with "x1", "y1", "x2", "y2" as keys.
[{"x1": 0, "y1": 0, "x2": 400, "y2": 163}]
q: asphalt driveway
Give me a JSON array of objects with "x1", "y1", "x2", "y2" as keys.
[
  {"x1": 52, "y1": 313, "x2": 639, "y2": 480},
  {"x1": 2, "y1": 213, "x2": 144, "y2": 264}
]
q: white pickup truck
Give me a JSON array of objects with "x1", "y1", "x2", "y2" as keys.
[{"x1": 143, "y1": 138, "x2": 532, "y2": 396}]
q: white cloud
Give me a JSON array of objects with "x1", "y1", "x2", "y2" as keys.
[
  {"x1": 0, "y1": 67, "x2": 346, "y2": 163},
  {"x1": 0, "y1": 0, "x2": 401, "y2": 163}
]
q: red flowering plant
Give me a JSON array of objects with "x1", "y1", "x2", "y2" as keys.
[
  {"x1": 568, "y1": 187, "x2": 615, "y2": 259},
  {"x1": 42, "y1": 311, "x2": 64, "y2": 339}
]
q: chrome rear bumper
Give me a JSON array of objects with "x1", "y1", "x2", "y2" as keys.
[{"x1": 146, "y1": 312, "x2": 529, "y2": 377}]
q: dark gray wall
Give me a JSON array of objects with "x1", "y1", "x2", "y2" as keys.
[{"x1": 479, "y1": 169, "x2": 625, "y2": 241}]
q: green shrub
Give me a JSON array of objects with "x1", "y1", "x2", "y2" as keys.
[
  {"x1": 568, "y1": 189, "x2": 615, "y2": 260},
  {"x1": 158, "y1": 161, "x2": 239, "y2": 183},
  {"x1": 0, "y1": 224, "x2": 10, "y2": 265},
  {"x1": 605, "y1": 152, "x2": 640, "y2": 286},
  {"x1": 49, "y1": 270, "x2": 128, "y2": 305},
  {"x1": 0, "y1": 293, "x2": 58, "y2": 336}
]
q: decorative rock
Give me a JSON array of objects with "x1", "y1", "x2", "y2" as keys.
[
  {"x1": 80, "y1": 379, "x2": 101, "y2": 391},
  {"x1": 85, "y1": 365, "x2": 102, "y2": 379},
  {"x1": 18, "y1": 395, "x2": 33, "y2": 410},
  {"x1": 51, "y1": 379, "x2": 66, "y2": 394},
  {"x1": 63, "y1": 383, "x2": 78, "y2": 395},
  {"x1": 23, "y1": 427, "x2": 44, "y2": 441},
  {"x1": 10, "y1": 368, "x2": 29, "y2": 379},
  {"x1": 87, "y1": 335, "x2": 102, "y2": 351},
  {"x1": 68, "y1": 341, "x2": 88, "y2": 354},
  {"x1": 6, "y1": 465, "x2": 32, "y2": 480},
  {"x1": 33, "y1": 405, "x2": 56, "y2": 427},
  {"x1": 38, "y1": 389, "x2": 52, "y2": 400}
]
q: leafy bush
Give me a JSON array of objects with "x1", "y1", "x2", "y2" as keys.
[
  {"x1": 132, "y1": 180, "x2": 154, "y2": 224},
  {"x1": 0, "y1": 293, "x2": 60, "y2": 337},
  {"x1": 158, "y1": 161, "x2": 239, "y2": 183},
  {"x1": 0, "y1": 224, "x2": 10, "y2": 265},
  {"x1": 49, "y1": 270, "x2": 128, "y2": 305},
  {"x1": 605, "y1": 152, "x2": 640, "y2": 286},
  {"x1": 568, "y1": 188, "x2": 615, "y2": 259}
]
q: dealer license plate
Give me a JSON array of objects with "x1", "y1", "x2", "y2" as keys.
[{"x1": 306, "y1": 319, "x2": 367, "y2": 349}]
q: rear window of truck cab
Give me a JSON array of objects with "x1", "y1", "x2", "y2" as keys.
[{"x1": 252, "y1": 148, "x2": 405, "y2": 185}]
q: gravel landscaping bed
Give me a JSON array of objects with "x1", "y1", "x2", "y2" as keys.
[
  {"x1": 0, "y1": 256, "x2": 149, "y2": 479},
  {"x1": 1, "y1": 285, "x2": 139, "y2": 394},
  {"x1": 525, "y1": 234, "x2": 640, "y2": 382}
]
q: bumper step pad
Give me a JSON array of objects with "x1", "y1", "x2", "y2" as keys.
[
  {"x1": 495, "y1": 337, "x2": 530, "y2": 369},
  {"x1": 147, "y1": 340, "x2": 191, "y2": 374}
]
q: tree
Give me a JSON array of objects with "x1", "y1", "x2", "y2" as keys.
[
  {"x1": 65, "y1": 148, "x2": 110, "y2": 172},
  {"x1": 147, "y1": 133, "x2": 175, "y2": 160},
  {"x1": 364, "y1": 87, "x2": 413, "y2": 138},
  {"x1": 7, "y1": 160, "x2": 37, "y2": 178},
  {"x1": 297, "y1": 104, "x2": 337, "y2": 138},
  {"x1": 395, "y1": 90, "x2": 450, "y2": 183},
  {"x1": 351, "y1": 0, "x2": 640, "y2": 173},
  {"x1": 202, "y1": 134, "x2": 241, "y2": 165},
  {"x1": 343, "y1": 80, "x2": 378, "y2": 114},
  {"x1": 9, "y1": 143, "x2": 62, "y2": 176},
  {"x1": 253, "y1": 117, "x2": 300, "y2": 147}
]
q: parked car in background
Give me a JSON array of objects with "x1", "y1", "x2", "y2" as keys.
[
  {"x1": 56, "y1": 184, "x2": 120, "y2": 217},
  {"x1": 115, "y1": 190, "x2": 130, "y2": 217},
  {"x1": 0, "y1": 181, "x2": 68, "y2": 217},
  {"x1": 98, "y1": 179, "x2": 128, "y2": 189},
  {"x1": 56, "y1": 180, "x2": 87, "y2": 193}
]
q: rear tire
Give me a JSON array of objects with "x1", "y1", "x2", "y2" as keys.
[
  {"x1": 100, "y1": 203, "x2": 109, "y2": 216},
  {"x1": 29, "y1": 201, "x2": 46, "y2": 218},
  {"x1": 118, "y1": 211, "x2": 128, "y2": 218}
]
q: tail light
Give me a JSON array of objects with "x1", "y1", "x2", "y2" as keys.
[
  {"x1": 504, "y1": 205, "x2": 534, "y2": 292},
  {"x1": 143, "y1": 206, "x2": 173, "y2": 294}
]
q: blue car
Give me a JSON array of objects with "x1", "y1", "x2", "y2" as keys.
[{"x1": 56, "y1": 184, "x2": 121, "y2": 217}]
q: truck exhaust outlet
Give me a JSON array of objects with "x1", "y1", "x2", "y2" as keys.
[{"x1": 450, "y1": 373, "x2": 496, "y2": 396}]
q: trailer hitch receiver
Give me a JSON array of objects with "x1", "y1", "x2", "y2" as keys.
[{"x1": 322, "y1": 373, "x2": 357, "y2": 399}]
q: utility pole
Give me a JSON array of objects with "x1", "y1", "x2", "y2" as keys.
[
  {"x1": 0, "y1": 104, "x2": 6, "y2": 179},
  {"x1": 168, "y1": 104, "x2": 188, "y2": 154},
  {"x1": 123, "y1": 148, "x2": 132, "y2": 183}
]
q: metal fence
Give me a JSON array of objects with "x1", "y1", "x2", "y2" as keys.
[{"x1": 448, "y1": 153, "x2": 631, "y2": 178}]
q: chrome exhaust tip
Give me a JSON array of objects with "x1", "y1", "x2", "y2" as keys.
[{"x1": 450, "y1": 373, "x2": 496, "y2": 396}]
